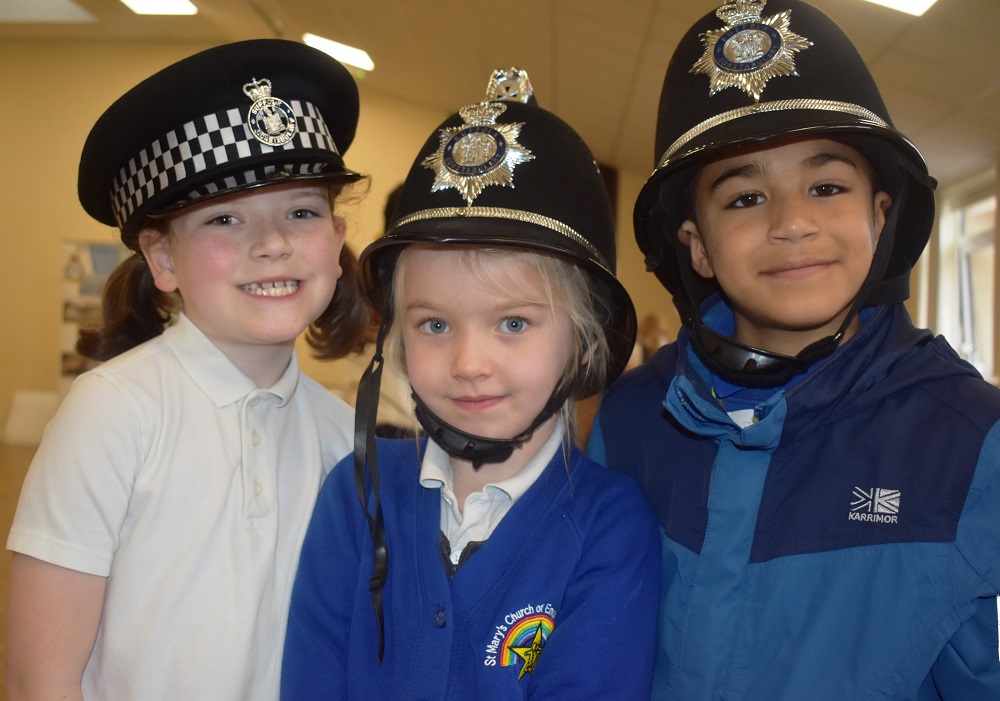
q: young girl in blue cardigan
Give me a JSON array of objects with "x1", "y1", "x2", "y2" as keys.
[{"x1": 282, "y1": 68, "x2": 660, "y2": 700}]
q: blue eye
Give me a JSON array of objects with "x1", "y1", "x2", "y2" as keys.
[
  {"x1": 500, "y1": 317, "x2": 527, "y2": 334},
  {"x1": 419, "y1": 319, "x2": 449, "y2": 335}
]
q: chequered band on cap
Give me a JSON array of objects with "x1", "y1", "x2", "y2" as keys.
[{"x1": 110, "y1": 99, "x2": 339, "y2": 228}]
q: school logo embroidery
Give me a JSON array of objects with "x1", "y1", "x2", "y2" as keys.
[
  {"x1": 483, "y1": 604, "x2": 557, "y2": 678},
  {"x1": 691, "y1": 0, "x2": 812, "y2": 102},
  {"x1": 849, "y1": 486, "x2": 900, "y2": 524}
]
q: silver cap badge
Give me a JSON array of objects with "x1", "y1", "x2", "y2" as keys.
[
  {"x1": 691, "y1": 0, "x2": 812, "y2": 102},
  {"x1": 243, "y1": 78, "x2": 297, "y2": 146}
]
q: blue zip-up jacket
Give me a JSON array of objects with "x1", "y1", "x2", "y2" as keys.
[
  {"x1": 282, "y1": 437, "x2": 660, "y2": 700},
  {"x1": 590, "y1": 301, "x2": 1000, "y2": 700}
]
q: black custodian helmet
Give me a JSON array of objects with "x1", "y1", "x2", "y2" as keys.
[
  {"x1": 78, "y1": 38, "x2": 363, "y2": 241},
  {"x1": 634, "y1": 0, "x2": 937, "y2": 386},
  {"x1": 362, "y1": 67, "x2": 636, "y2": 397}
]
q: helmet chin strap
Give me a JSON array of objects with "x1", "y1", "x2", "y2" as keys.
[
  {"x1": 411, "y1": 387, "x2": 569, "y2": 469},
  {"x1": 689, "y1": 182, "x2": 905, "y2": 389},
  {"x1": 691, "y1": 310, "x2": 846, "y2": 388},
  {"x1": 353, "y1": 319, "x2": 391, "y2": 663}
]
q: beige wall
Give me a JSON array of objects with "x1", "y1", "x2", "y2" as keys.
[
  {"x1": 0, "y1": 39, "x2": 675, "y2": 432},
  {"x1": 2, "y1": 42, "x2": 218, "y2": 435}
]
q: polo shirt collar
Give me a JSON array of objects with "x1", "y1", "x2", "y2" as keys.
[{"x1": 163, "y1": 313, "x2": 300, "y2": 408}]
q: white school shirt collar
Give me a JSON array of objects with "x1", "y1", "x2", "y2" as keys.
[
  {"x1": 164, "y1": 313, "x2": 300, "y2": 406},
  {"x1": 419, "y1": 419, "x2": 565, "y2": 503},
  {"x1": 420, "y1": 421, "x2": 566, "y2": 562}
]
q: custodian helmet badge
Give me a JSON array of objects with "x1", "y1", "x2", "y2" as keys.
[
  {"x1": 691, "y1": 0, "x2": 812, "y2": 102},
  {"x1": 421, "y1": 70, "x2": 535, "y2": 206}
]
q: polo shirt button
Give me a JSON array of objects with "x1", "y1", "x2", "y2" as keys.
[
  {"x1": 251, "y1": 432, "x2": 261, "y2": 446},
  {"x1": 433, "y1": 607, "x2": 447, "y2": 628},
  {"x1": 253, "y1": 480, "x2": 263, "y2": 496}
]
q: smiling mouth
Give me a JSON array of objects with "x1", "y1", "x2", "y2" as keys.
[
  {"x1": 240, "y1": 280, "x2": 300, "y2": 297},
  {"x1": 764, "y1": 261, "x2": 831, "y2": 277},
  {"x1": 452, "y1": 396, "x2": 504, "y2": 411}
]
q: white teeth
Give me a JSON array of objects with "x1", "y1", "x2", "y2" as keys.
[{"x1": 241, "y1": 280, "x2": 300, "y2": 297}]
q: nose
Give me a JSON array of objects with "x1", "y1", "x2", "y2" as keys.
[
  {"x1": 769, "y1": 192, "x2": 818, "y2": 243},
  {"x1": 250, "y1": 222, "x2": 293, "y2": 259},
  {"x1": 450, "y1": 329, "x2": 491, "y2": 381}
]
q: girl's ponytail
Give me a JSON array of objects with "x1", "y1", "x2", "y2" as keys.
[
  {"x1": 305, "y1": 243, "x2": 372, "y2": 361},
  {"x1": 76, "y1": 252, "x2": 177, "y2": 361}
]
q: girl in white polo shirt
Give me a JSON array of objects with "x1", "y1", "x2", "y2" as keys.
[{"x1": 6, "y1": 39, "x2": 370, "y2": 700}]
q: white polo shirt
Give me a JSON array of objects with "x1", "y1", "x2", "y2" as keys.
[{"x1": 8, "y1": 314, "x2": 353, "y2": 701}]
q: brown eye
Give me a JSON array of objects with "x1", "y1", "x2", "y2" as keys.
[
  {"x1": 730, "y1": 193, "x2": 764, "y2": 209},
  {"x1": 811, "y1": 183, "x2": 844, "y2": 197}
]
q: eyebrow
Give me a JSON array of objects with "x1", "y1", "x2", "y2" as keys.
[
  {"x1": 404, "y1": 301, "x2": 440, "y2": 314},
  {"x1": 707, "y1": 150, "x2": 861, "y2": 193},
  {"x1": 403, "y1": 299, "x2": 548, "y2": 316},
  {"x1": 804, "y1": 150, "x2": 861, "y2": 171},
  {"x1": 707, "y1": 163, "x2": 763, "y2": 193}
]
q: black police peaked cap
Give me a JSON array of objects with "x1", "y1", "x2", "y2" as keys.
[
  {"x1": 635, "y1": 0, "x2": 936, "y2": 323},
  {"x1": 361, "y1": 68, "x2": 637, "y2": 396},
  {"x1": 78, "y1": 38, "x2": 363, "y2": 239}
]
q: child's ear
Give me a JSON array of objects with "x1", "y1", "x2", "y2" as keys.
[
  {"x1": 872, "y1": 191, "x2": 893, "y2": 244},
  {"x1": 332, "y1": 216, "x2": 348, "y2": 280},
  {"x1": 138, "y1": 229, "x2": 180, "y2": 293},
  {"x1": 678, "y1": 219, "x2": 716, "y2": 280},
  {"x1": 333, "y1": 215, "x2": 347, "y2": 246}
]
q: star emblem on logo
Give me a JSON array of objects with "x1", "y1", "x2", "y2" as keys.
[
  {"x1": 691, "y1": 0, "x2": 812, "y2": 102},
  {"x1": 510, "y1": 623, "x2": 546, "y2": 679},
  {"x1": 421, "y1": 101, "x2": 534, "y2": 206}
]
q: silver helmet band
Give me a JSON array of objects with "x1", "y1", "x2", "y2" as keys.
[{"x1": 659, "y1": 98, "x2": 890, "y2": 169}]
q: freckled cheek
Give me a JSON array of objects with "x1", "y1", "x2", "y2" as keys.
[
  {"x1": 172, "y1": 244, "x2": 237, "y2": 282},
  {"x1": 189, "y1": 238, "x2": 245, "y2": 268}
]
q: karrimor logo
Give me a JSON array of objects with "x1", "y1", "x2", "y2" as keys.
[{"x1": 849, "y1": 486, "x2": 900, "y2": 524}]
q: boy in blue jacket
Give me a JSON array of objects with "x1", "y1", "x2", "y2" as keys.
[{"x1": 589, "y1": 1, "x2": 1000, "y2": 698}]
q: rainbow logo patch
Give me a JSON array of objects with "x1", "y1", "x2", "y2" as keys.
[{"x1": 501, "y1": 613, "x2": 555, "y2": 677}]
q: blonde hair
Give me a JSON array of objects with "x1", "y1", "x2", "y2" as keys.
[{"x1": 384, "y1": 244, "x2": 610, "y2": 438}]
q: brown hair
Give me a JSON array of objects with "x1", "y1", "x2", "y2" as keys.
[
  {"x1": 77, "y1": 180, "x2": 372, "y2": 362},
  {"x1": 76, "y1": 213, "x2": 178, "y2": 361},
  {"x1": 306, "y1": 243, "x2": 372, "y2": 359}
]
